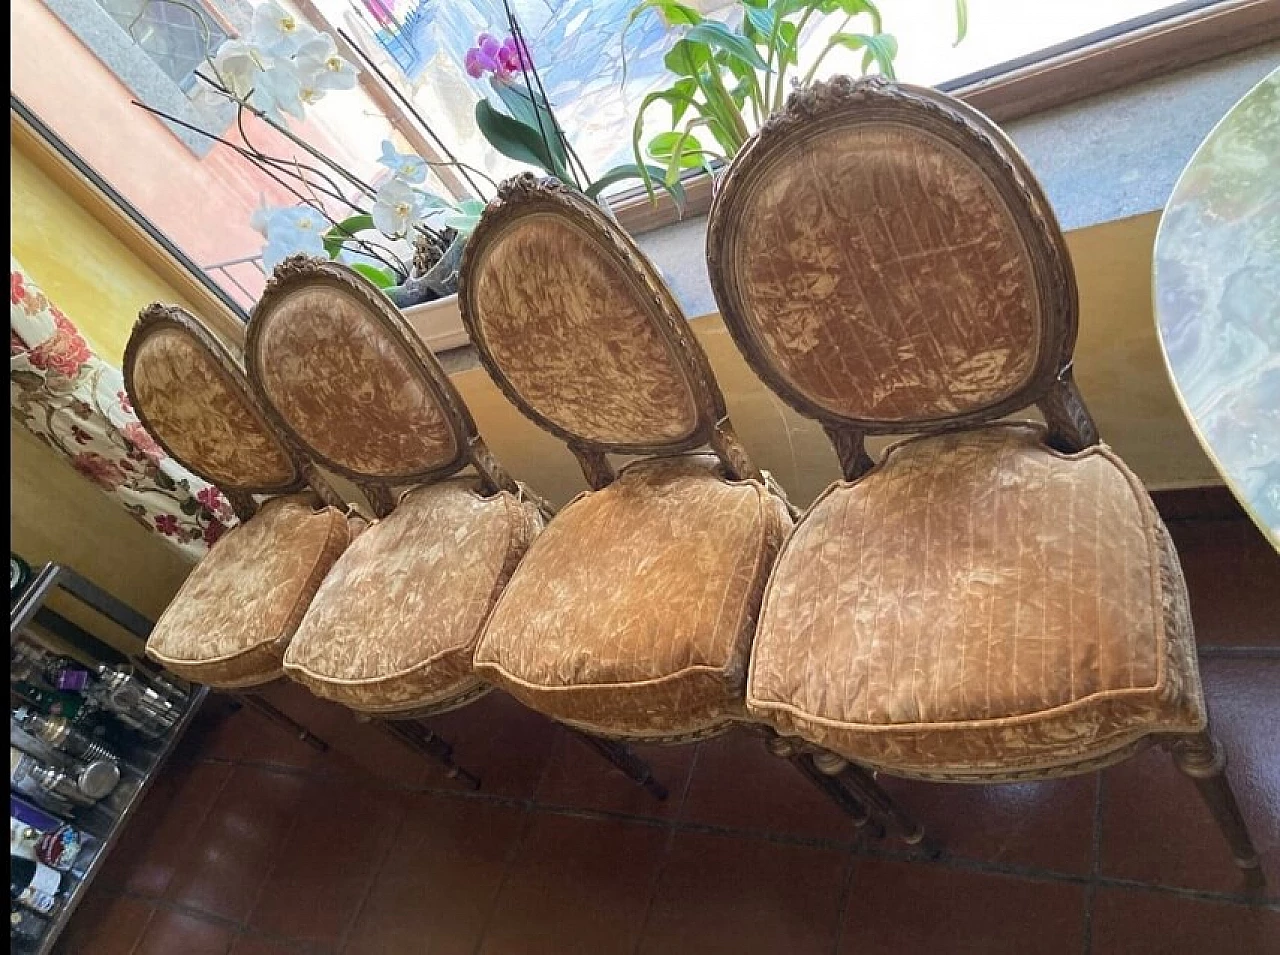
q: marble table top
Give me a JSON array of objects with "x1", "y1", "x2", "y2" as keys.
[{"x1": 1153, "y1": 66, "x2": 1280, "y2": 550}]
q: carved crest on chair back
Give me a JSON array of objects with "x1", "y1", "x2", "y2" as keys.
[
  {"x1": 124, "y1": 304, "x2": 317, "y2": 517},
  {"x1": 247, "y1": 256, "x2": 517, "y2": 513},
  {"x1": 460, "y1": 174, "x2": 756, "y2": 486},
  {"x1": 707, "y1": 76, "x2": 1095, "y2": 470}
]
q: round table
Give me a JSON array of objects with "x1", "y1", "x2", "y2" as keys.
[{"x1": 1153, "y1": 66, "x2": 1280, "y2": 550}]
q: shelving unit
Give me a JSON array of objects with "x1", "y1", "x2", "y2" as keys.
[{"x1": 10, "y1": 562, "x2": 207, "y2": 955}]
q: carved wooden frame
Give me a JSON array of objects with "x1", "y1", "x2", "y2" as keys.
[
  {"x1": 705, "y1": 75, "x2": 1099, "y2": 480},
  {"x1": 123, "y1": 303, "x2": 343, "y2": 522},
  {"x1": 459, "y1": 173, "x2": 762, "y2": 487},
  {"x1": 246, "y1": 255, "x2": 526, "y2": 516}
]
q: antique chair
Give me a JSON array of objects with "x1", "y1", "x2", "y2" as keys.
[
  {"x1": 244, "y1": 255, "x2": 668, "y2": 792},
  {"x1": 122, "y1": 304, "x2": 357, "y2": 750},
  {"x1": 457, "y1": 174, "x2": 919, "y2": 830},
  {"x1": 704, "y1": 75, "x2": 1263, "y2": 882}
]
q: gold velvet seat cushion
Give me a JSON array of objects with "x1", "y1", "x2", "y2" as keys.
[
  {"x1": 475, "y1": 454, "x2": 793, "y2": 739},
  {"x1": 283, "y1": 480, "x2": 543, "y2": 714},
  {"x1": 747, "y1": 425, "x2": 1205, "y2": 779},
  {"x1": 146, "y1": 496, "x2": 353, "y2": 688}
]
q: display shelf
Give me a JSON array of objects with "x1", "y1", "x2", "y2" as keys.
[{"x1": 9, "y1": 562, "x2": 206, "y2": 955}]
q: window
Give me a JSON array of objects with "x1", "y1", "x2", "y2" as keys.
[
  {"x1": 96, "y1": 0, "x2": 230, "y2": 91},
  {"x1": 11, "y1": 0, "x2": 1256, "y2": 317}
]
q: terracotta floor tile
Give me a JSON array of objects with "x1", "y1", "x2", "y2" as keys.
[
  {"x1": 838, "y1": 859, "x2": 1086, "y2": 954},
  {"x1": 1170, "y1": 518, "x2": 1280, "y2": 647},
  {"x1": 1099, "y1": 659, "x2": 1279, "y2": 896},
  {"x1": 227, "y1": 936, "x2": 323, "y2": 955},
  {"x1": 478, "y1": 813, "x2": 667, "y2": 955},
  {"x1": 536, "y1": 732, "x2": 697, "y2": 819},
  {"x1": 1091, "y1": 887, "x2": 1280, "y2": 954},
  {"x1": 248, "y1": 775, "x2": 407, "y2": 945},
  {"x1": 133, "y1": 907, "x2": 238, "y2": 955},
  {"x1": 878, "y1": 774, "x2": 1098, "y2": 875},
  {"x1": 165, "y1": 765, "x2": 311, "y2": 921},
  {"x1": 344, "y1": 793, "x2": 527, "y2": 955},
  {"x1": 638, "y1": 831, "x2": 848, "y2": 955},
  {"x1": 313, "y1": 710, "x2": 440, "y2": 790},
  {"x1": 427, "y1": 691, "x2": 561, "y2": 799},
  {"x1": 680, "y1": 727, "x2": 860, "y2": 840},
  {"x1": 94, "y1": 760, "x2": 234, "y2": 897},
  {"x1": 184, "y1": 682, "x2": 338, "y2": 771},
  {"x1": 56, "y1": 890, "x2": 155, "y2": 955}
]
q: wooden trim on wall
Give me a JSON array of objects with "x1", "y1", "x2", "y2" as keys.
[
  {"x1": 612, "y1": 0, "x2": 1280, "y2": 235},
  {"x1": 11, "y1": 103, "x2": 249, "y2": 348}
]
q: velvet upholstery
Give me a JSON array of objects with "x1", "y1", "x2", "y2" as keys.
[
  {"x1": 128, "y1": 325, "x2": 297, "y2": 489},
  {"x1": 746, "y1": 425, "x2": 1205, "y2": 778},
  {"x1": 723, "y1": 123, "x2": 1042, "y2": 424},
  {"x1": 466, "y1": 211, "x2": 702, "y2": 447},
  {"x1": 283, "y1": 479, "x2": 543, "y2": 713},
  {"x1": 249, "y1": 283, "x2": 459, "y2": 479},
  {"x1": 146, "y1": 495, "x2": 353, "y2": 687},
  {"x1": 475, "y1": 454, "x2": 793, "y2": 738}
]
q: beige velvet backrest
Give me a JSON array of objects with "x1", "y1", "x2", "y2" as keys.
[
  {"x1": 707, "y1": 76, "x2": 1098, "y2": 478},
  {"x1": 123, "y1": 304, "x2": 330, "y2": 519},
  {"x1": 246, "y1": 255, "x2": 520, "y2": 516},
  {"x1": 460, "y1": 174, "x2": 758, "y2": 489}
]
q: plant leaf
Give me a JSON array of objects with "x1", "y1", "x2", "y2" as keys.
[
  {"x1": 474, "y1": 99, "x2": 559, "y2": 176},
  {"x1": 835, "y1": 0, "x2": 882, "y2": 33},
  {"x1": 621, "y1": 0, "x2": 702, "y2": 82},
  {"x1": 953, "y1": 0, "x2": 968, "y2": 45},
  {"x1": 663, "y1": 37, "x2": 711, "y2": 77},
  {"x1": 646, "y1": 130, "x2": 707, "y2": 170},
  {"x1": 742, "y1": 4, "x2": 775, "y2": 40},
  {"x1": 684, "y1": 21, "x2": 769, "y2": 71},
  {"x1": 490, "y1": 79, "x2": 569, "y2": 173},
  {"x1": 586, "y1": 163, "x2": 687, "y2": 217},
  {"x1": 352, "y1": 263, "x2": 396, "y2": 288},
  {"x1": 323, "y1": 213, "x2": 375, "y2": 258},
  {"x1": 829, "y1": 31, "x2": 897, "y2": 78}
]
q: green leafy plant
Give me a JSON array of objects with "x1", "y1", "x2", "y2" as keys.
[
  {"x1": 465, "y1": 6, "x2": 688, "y2": 213},
  {"x1": 625, "y1": 0, "x2": 968, "y2": 198}
]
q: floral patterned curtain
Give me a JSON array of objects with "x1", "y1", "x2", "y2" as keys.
[{"x1": 10, "y1": 257, "x2": 237, "y2": 560}]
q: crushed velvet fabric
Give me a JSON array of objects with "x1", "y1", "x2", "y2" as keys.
[
  {"x1": 475, "y1": 454, "x2": 793, "y2": 738},
  {"x1": 746, "y1": 424, "x2": 1205, "y2": 778},
  {"x1": 728, "y1": 124, "x2": 1041, "y2": 423},
  {"x1": 470, "y1": 213, "x2": 701, "y2": 446},
  {"x1": 283, "y1": 479, "x2": 543, "y2": 714},
  {"x1": 146, "y1": 496, "x2": 352, "y2": 687},
  {"x1": 129, "y1": 326, "x2": 297, "y2": 489},
  {"x1": 251, "y1": 285, "x2": 458, "y2": 478}
]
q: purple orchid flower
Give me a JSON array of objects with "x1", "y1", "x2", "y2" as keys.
[{"x1": 464, "y1": 32, "x2": 531, "y2": 81}]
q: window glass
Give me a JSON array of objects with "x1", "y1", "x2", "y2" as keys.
[{"x1": 12, "y1": 0, "x2": 1199, "y2": 311}]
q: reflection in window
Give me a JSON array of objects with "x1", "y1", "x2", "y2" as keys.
[{"x1": 96, "y1": 0, "x2": 230, "y2": 90}]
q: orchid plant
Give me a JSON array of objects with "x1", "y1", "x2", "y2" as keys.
[
  {"x1": 464, "y1": 2, "x2": 687, "y2": 211},
  {"x1": 625, "y1": 0, "x2": 968, "y2": 198},
  {"x1": 134, "y1": 0, "x2": 486, "y2": 297}
]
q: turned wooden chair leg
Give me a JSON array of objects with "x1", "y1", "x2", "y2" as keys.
[
  {"x1": 762, "y1": 734, "x2": 882, "y2": 836},
  {"x1": 813, "y1": 752, "x2": 940, "y2": 857},
  {"x1": 235, "y1": 692, "x2": 329, "y2": 752},
  {"x1": 1171, "y1": 731, "x2": 1265, "y2": 888},
  {"x1": 569, "y1": 730, "x2": 669, "y2": 800},
  {"x1": 376, "y1": 718, "x2": 481, "y2": 790}
]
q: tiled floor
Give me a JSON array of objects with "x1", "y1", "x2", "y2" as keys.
[{"x1": 58, "y1": 517, "x2": 1279, "y2": 954}]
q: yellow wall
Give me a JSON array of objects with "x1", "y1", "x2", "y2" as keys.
[{"x1": 11, "y1": 142, "x2": 197, "y2": 639}]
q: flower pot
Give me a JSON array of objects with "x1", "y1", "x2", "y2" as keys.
[
  {"x1": 386, "y1": 231, "x2": 466, "y2": 309},
  {"x1": 402, "y1": 293, "x2": 468, "y2": 352}
]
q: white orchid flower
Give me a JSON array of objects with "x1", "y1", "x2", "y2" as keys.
[
  {"x1": 250, "y1": 195, "x2": 280, "y2": 237},
  {"x1": 211, "y1": 38, "x2": 267, "y2": 99},
  {"x1": 371, "y1": 179, "x2": 427, "y2": 238},
  {"x1": 251, "y1": 1, "x2": 316, "y2": 56},
  {"x1": 271, "y1": 205, "x2": 329, "y2": 238},
  {"x1": 249, "y1": 63, "x2": 306, "y2": 123},
  {"x1": 262, "y1": 223, "x2": 325, "y2": 270},
  {"x1": 377, "y1": 140, "x2": 428, "y2": 185},
  {"x1": 294, "y1": 32, "x2": 358, "y2": 92}
]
